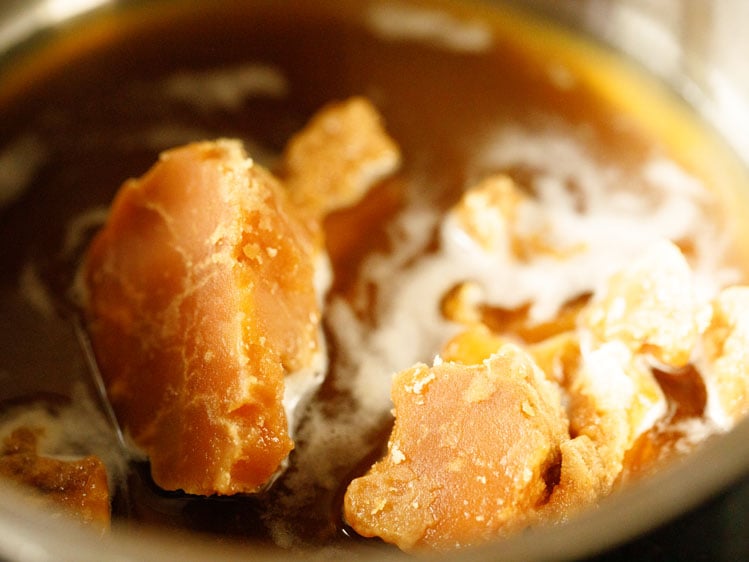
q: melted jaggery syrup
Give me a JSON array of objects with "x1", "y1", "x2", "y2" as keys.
[{"x1": 0, "y1": 0, "x2": 747, "y2": 550}]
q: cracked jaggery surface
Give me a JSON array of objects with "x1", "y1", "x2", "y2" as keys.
[
  {"x1": 343, "y1": 345, "x2": 568, "y2": 552},
  {"x1": 84, "y1": 140, "x2": 320, "y2": 495},
  {"x1": 280, "y1": 97, "x2": 401, "y2": 216}
]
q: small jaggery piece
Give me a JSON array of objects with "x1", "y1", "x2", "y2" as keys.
[
  {"x1": 84, "y1": 140, "x2": 321, "y2": 495},
  {"x1": 700, "y1": 286, "x2": 749, "y2": 428},
  {"x1": 280, "y1": 97, "x2": 401, "y2": 215},
  {"x1": 441, "y1": 279, "x2": 589, "y2": 346},
  {"x1": 439, "y1": 323, "x2": 507, "y2": 365},
  {"x1": 448, "y1": 174, "x2": 579, "y2": 261},
  {"x1": 540, "y1": 434, "x2": 607, "y2": 523},
  {"x1": 451, "y1": 175, "x2": 524, "y2": 258},
  {"x1": 558, "y1": 239, "x2": 703, "y2": 492},
  {"x1": 481, "y1": 295, "x2": 590, "y2": 344},
  {"x1": 440, "y1": 323, "x2": 579, "y2": 388},
  {"x1": 0, "y1": 427, "x2": 110, "y2": 529},
  {"x1": 583, "y1": 239, "x2": 706, "y2": 368},
  {"x1": 344, "y1": 345, "x2": 568, "y2": 552},
  {"x1": 566, "y1": 345, "x2": 634, "y2": 487},
  {"x1": 440, "y1": 281, "x2": 485, "y2": 326}
]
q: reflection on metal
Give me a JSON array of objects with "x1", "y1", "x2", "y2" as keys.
[
  {"x1": 0, "y1": 0, "x2": 112, "y2": 54},
  {"x1": 502, "y1": 0, "x2": 749, "y2": 165},
  {"x1": 600, "y1": 1, "x2": 749, "y2": 167}
]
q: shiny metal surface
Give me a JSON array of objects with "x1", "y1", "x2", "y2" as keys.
[
  {"x1": 0, "y1": 1, "x2": 748, "y2": 560},
  {"x1": 526, "y1": 1, "x2": 749, "y2": 168},
  {"x1": 0, "y1": 0, "x2": 113, "y2": 53}
]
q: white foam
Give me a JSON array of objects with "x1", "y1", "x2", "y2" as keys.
[
  {"x1": 670, "y1": 417, "x2": 723, "y2": 453},
  {"x1": 366, "y1": 2, "x2": 493, "y2": 53},
  {"x1": 446, "y1": 129, "x2": 733, "y2": 321},
  {"x1": 162, "y1": 63, "x2": 288, "y2": 112}
]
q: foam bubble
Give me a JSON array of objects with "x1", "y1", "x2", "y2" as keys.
[
  {"x1": 366, "y1": 2, "x2": 493, "y2": 53},
  {"x1": 162, "y1": 63, "x2": 289, "y2": 112}
]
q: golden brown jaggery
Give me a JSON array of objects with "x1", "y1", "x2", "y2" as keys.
[
  {"x1": 84, "y1": 140, "x2": 320, "y2": 495},
  {"x1": 280, "y1": 97, "x2": 401, "y2": 216},
  {"x1": 344, "y1": 344, "x2": 568, "y2": 551}
]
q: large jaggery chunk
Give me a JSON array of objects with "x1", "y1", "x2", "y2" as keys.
[
  {"x1": 84, "y1": 140, "x2": 320, "y2": 495},
  {"x1": 0, "y1": 427, "x2": 110, "y2": 529},
  {"x1": 344, "y1": 345, "x2": 568, "y2": 551}
]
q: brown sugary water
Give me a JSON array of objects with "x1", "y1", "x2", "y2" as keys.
[{"x1": 1, "y1": 0, "x2": 748, "y2": 552}]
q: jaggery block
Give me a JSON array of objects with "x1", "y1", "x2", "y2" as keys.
[
  {"x1": 344, "y1": 345, "x2": 568, "y2": 551},
  {"x1": 84, "y1": 140, "x2": 321, "y2": 495}
]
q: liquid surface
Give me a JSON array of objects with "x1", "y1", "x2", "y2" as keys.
[{"x1": 1, "y1": 0, "x2": 748, "y2": 552}]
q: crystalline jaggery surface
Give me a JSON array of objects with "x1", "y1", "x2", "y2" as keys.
[
  {"x1": 280, "y1": 97, "x2": 401, "y2": 216},
  {"x1": 583, "y1": 239, "x2": 705, "y2": 368},
  {"x1": 343, "y1": 344, "x2": 568, "y2": 551},
  {"x1": 83, "y1": 140, "x2": 321, "y2": 495}
]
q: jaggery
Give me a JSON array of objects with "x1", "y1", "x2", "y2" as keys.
[
  {"x1": 84, "y1": 140, "x2": 320, "y2": 495},
  {"x1": 344, "y1": 345, "x2": 568, "y2": 551}
]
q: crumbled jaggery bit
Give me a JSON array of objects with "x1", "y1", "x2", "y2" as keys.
[
  {"x1": 439, "y1": 323, "x2": 507, "y2": 364},
  {"x1": 700, "y1": 286, "x2": 749, "y2": 428},
  {"x1": 578, "y1": 344, "x2": 665, "y2": 444},
  {"x1": 540, "y1": 434, "x2": 606, "y2": 521},
  {"x1": 562, "y1": 343, "x2": 664, "y2": 499},
  {"x1": 84, "y1": 140, "x2": 320, "y2": 495},
  {"x1": 452, "y1": 175, "x2": 524, "y2": 257},
  {"x1": 448, "y1": 174, "x2": 583, "y2": 262},
  {"x1": 280, "y1": 97, "x2": 401, "y2": 216},
  {"x1": 0, "y1": 428, "x2": 110, "y2": 530},
  {"x1": 441, "y1": 281, "x2": 589, "y2": 348},
  {"x1": 441, "y1": 281, "x2": 485, "y2": 326},
  {"x1": 583, "y1": 239, "x2": 707, "y2": 368},
  {"x1": 344, "y1": 345, "x2": 568, "y2": 552},
  {"x1": 546, "y1": 239, "x2": 716, "y2": 503},
  {"x1": 527, "y1": 332, "x2": 580, "y2": 386}
]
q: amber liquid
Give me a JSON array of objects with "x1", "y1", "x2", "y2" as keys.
[{"x1": 1, "y1": 0, "x2": 747, "y2": 550}]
